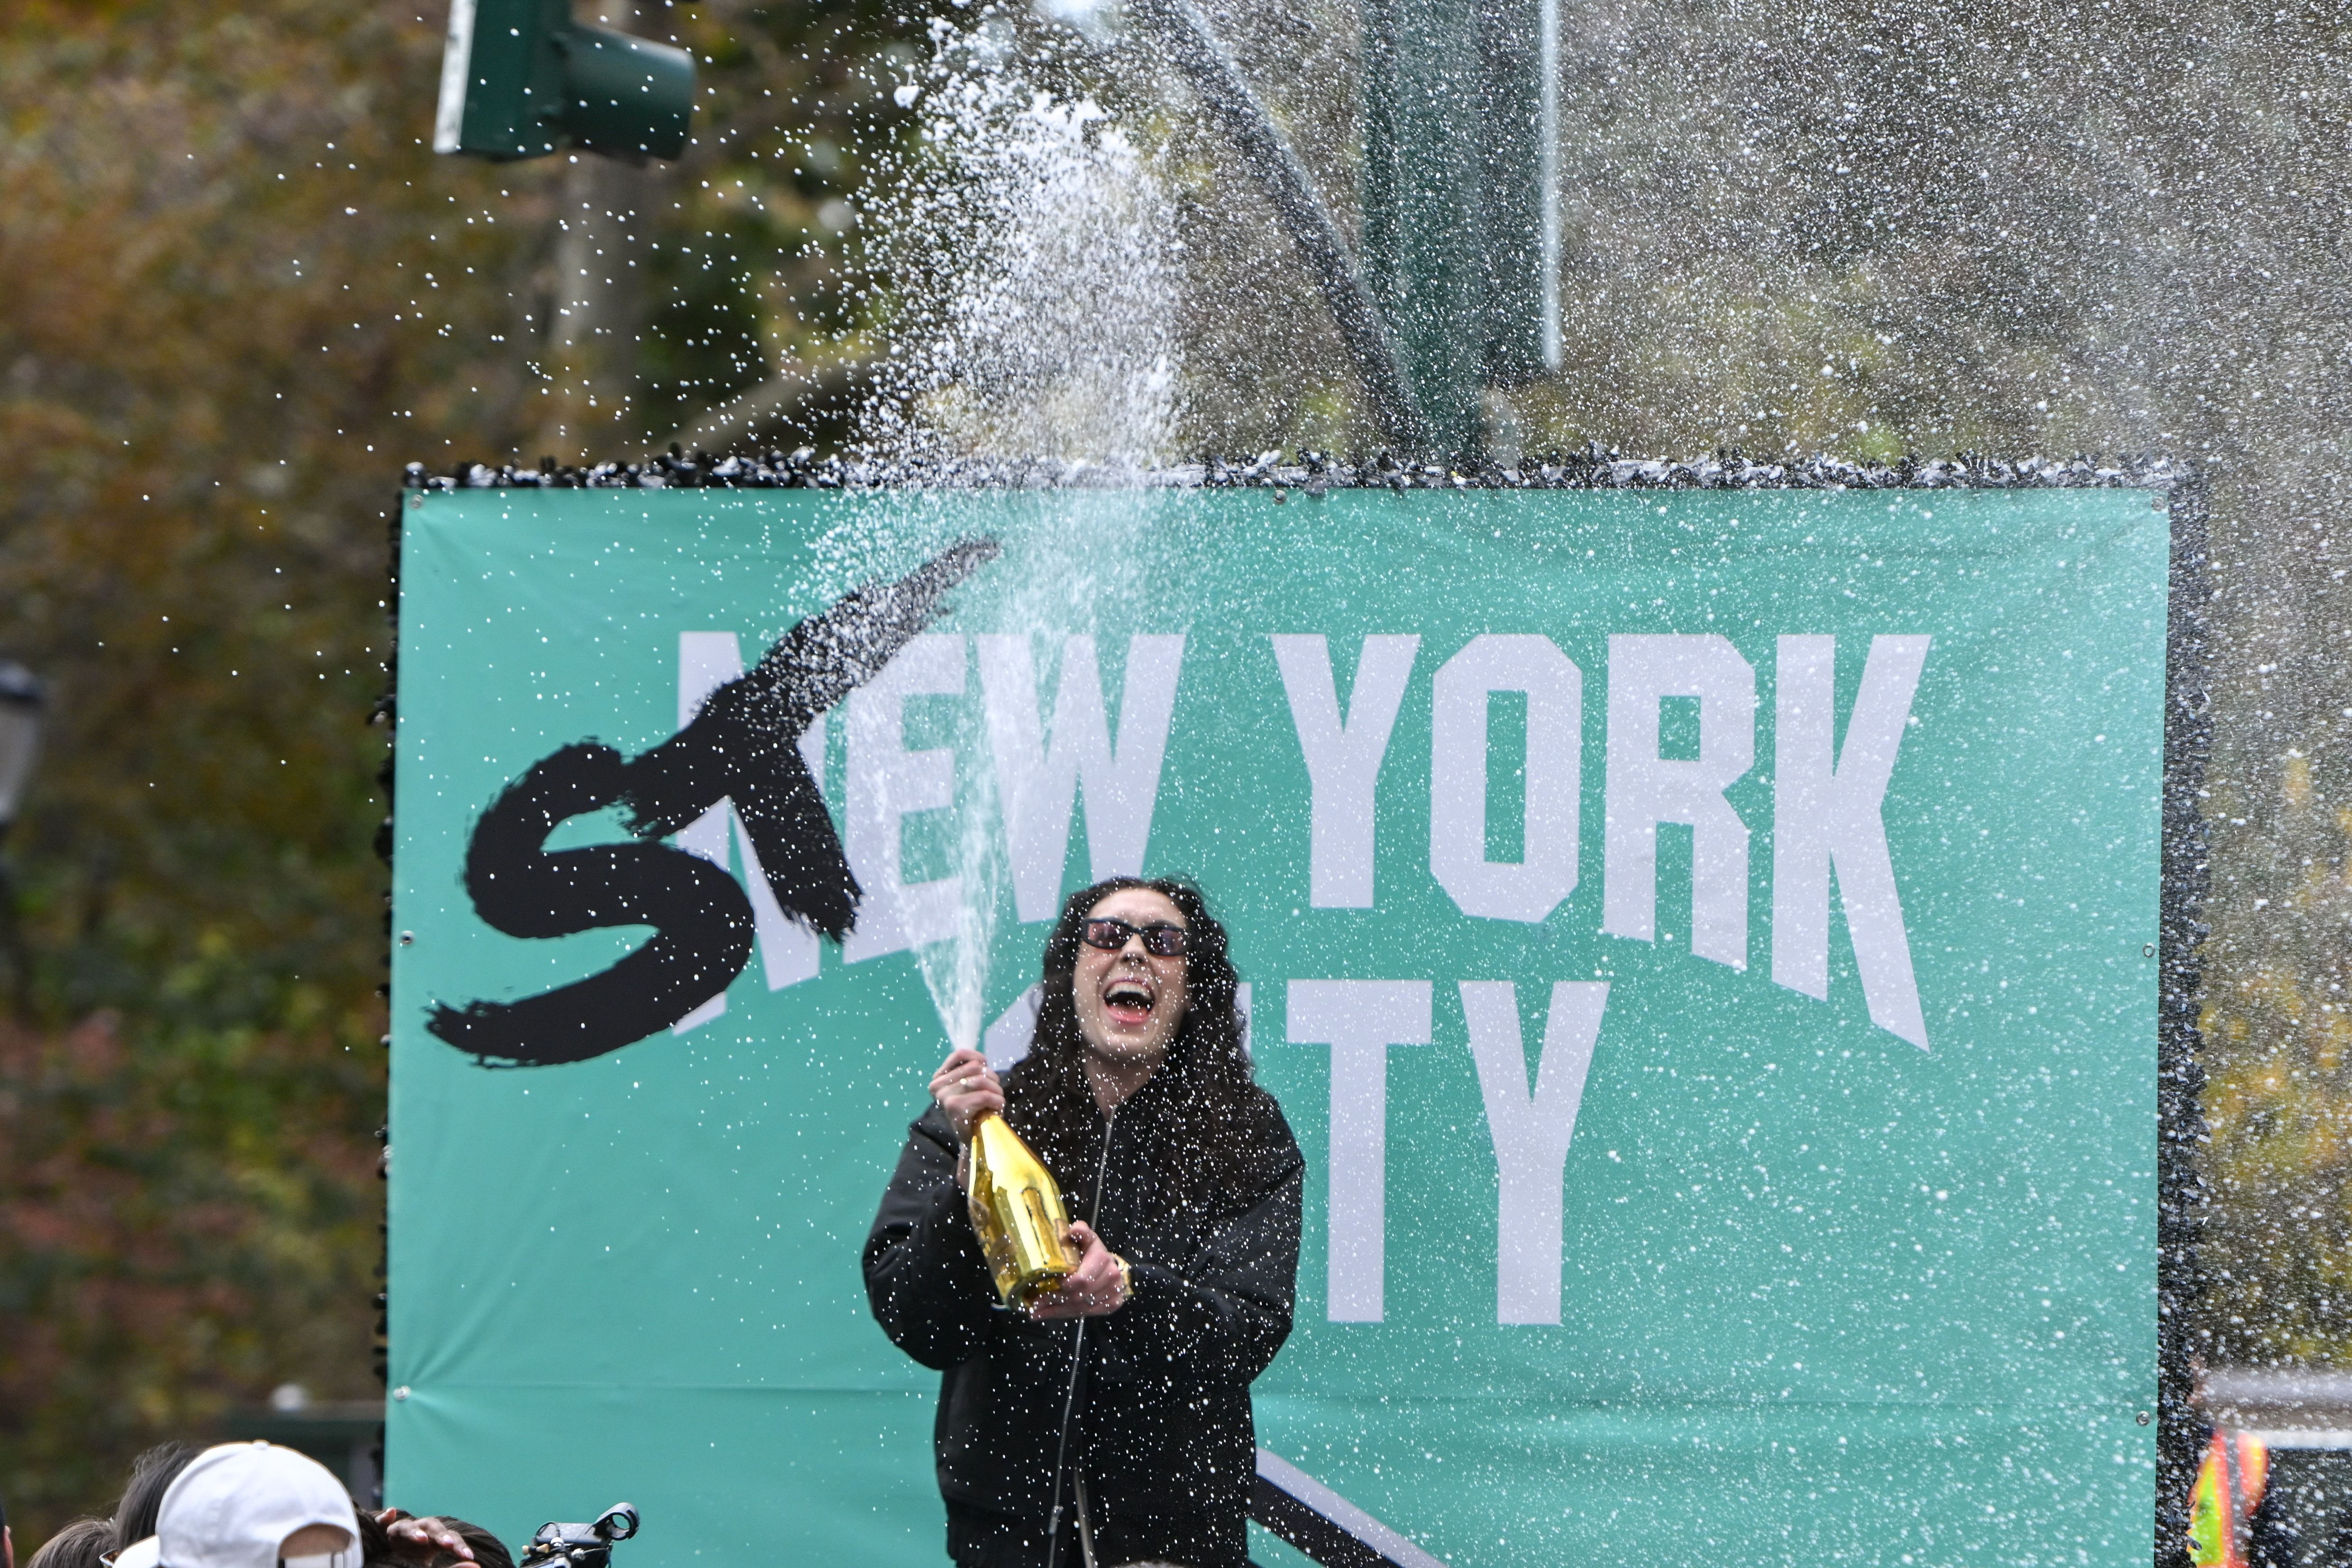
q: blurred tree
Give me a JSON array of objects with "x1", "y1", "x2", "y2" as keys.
[
  {"x1": 0, "y1": 0, "x2": 518, "y2": 1538},
  {"x1": 0, "y1": 0, "x2": 912, "y2": 1542}
]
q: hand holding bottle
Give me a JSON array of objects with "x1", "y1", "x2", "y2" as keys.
[
  {"x1": 1026, "y1": 1219, "x2": 1129, "y2": 1320},
  {"x1": 942, "y1": 1060, "x2": 1085, "y2": 1309},
  {"x1": 930, "y1": 1047, "x2": 1004, "y2": 1142}
]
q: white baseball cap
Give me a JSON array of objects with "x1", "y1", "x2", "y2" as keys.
[{"x1": 128, "y1": 1443, "x2": 360, "y2": 1568}]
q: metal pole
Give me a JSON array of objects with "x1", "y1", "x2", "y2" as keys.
[
  {"x1": 1361, "y1": 0, "x2": 1551, "y2": 461},
  {"x1": 1475, "y1": 0, "x2": 1545, "y2": 394},
  {"x1": 1538, "y1": 0, "x2": 1562, "y2": 372},
  {"x1": 532, "y1": 0, "x2": 658, "y2": 462},
  {"x1": 1125, "y1": 0, "x2": 1428, "y2": 455},
  {"x1": 2156, "y1": 474, "x2": 2216, "y2": 1568},
  {"x1": 1361, "y1": 0, "x2": 1481, "y2": 459}
]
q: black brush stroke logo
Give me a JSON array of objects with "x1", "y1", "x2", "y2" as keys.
[{"x1": 427, "y1": 537, "x2": 1001, "y2": 1068}]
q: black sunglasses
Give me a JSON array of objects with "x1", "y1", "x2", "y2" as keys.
[{"x1": 1080, "y1": 917, "x2": 1191, "y2": 957}]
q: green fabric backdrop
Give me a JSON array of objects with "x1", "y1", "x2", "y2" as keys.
[{"x1": 387, "y1": 486, "x2": 2165, "y2": 1566}]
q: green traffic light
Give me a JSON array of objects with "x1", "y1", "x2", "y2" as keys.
[{"x1": 434, "y1": 0, "x2": 694, "y2": 162}]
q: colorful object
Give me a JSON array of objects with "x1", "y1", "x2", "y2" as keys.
[{"x1": 2189, "y1": 1430, "x2": 2270, "y2": 1568}]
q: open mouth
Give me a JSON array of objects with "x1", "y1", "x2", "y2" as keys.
[{"x1": 1101, "y1": 974, "x2": 1157, "y2": 1027}]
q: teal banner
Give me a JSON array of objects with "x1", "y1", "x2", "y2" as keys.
[{"x1": 387, "y1": 487, "x2": 2166, "y2": 1566}]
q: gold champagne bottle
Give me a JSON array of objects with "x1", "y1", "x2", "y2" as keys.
[{"x1": 966, "y1": 1112, "x2": 1080, "y2": 1309}]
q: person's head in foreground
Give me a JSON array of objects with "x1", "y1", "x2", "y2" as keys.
[
  {"x1": 113, "y1": 1444, "x2": 357, "y2": 1568},
  {"x1": 359, "y1": 1514, "x2": 505, "y2": 1568},
  {"x1": 24, "y1": 1519, "x2": 109, "y2": 1568},
  {"x1": 112, "y1": 1444, "x2": 200, "y2": 1559},
  {"x1": 872, "y1": 874, "x2": 1305, "y2": 1568}
]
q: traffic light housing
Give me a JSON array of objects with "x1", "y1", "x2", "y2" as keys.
[{"x1": 434, "y1": 0, "x2": 695, "y2": 162}]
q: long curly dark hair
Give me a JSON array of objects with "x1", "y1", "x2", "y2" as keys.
[{"x1": 1001, "y1": 876, "x2": 1274, "y2": 1206}]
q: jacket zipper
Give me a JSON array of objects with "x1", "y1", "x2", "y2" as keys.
[{"x1": 1045, "y1": 1106, "x2": 1118, "y2": 1568}]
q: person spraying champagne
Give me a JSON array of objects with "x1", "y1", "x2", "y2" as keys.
[{"x1": 865, "y1": 878, "x2": 1303, "y2": 1568}]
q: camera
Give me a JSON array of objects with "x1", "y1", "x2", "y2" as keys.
[{"x1": 517, "y1": 1506, "x2": 638, "y2": 1568}]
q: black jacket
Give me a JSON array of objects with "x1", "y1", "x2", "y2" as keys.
[{"x1": 863, "y1": 1066, "x2": 1303, "y2": 1568}]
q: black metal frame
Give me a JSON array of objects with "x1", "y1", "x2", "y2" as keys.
[
  {"x1": 2156, "y1": 475, "x2": 2214, "y2": 1568},
  {"x1": 382, "y1": 458, "x2": 2203, "y2": 1563},
  {"x1": 1249, "y1": 1449, "x2": 1445, "y2": 1568}
]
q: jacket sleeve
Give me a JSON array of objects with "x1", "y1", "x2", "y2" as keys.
[
  {"x1": 862, "y1": 1109, "x2": 999, "y2": 1370},
  {"x1": 1111, "y1": 1114, "x2": 1305, "y2": 1386}
]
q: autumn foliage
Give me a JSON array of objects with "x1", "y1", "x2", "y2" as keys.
[{"x1": 0, "y1": 0, "x2": 903, "y2": 1539}]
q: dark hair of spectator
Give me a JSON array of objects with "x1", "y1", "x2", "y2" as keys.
[
  {"x1": 357, "y1": 1512, "x2": 397, "y2": 1568},
  {"x1": 437, "y1": 1522, "x2": 512, "y2": 1568},
  {"x1": 1003, "y1": 876, "x2": 1279, "y2": 1201},
  {"x1": 358, "y1": 1516, "x2": 513, "y2": 1568},
  {"x1": 25, "y1": 1521, "x2": 109, "y2": 1568},
  {"x1": 111, "y1": 1443, "x2": 199, "y2": 1552}
]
